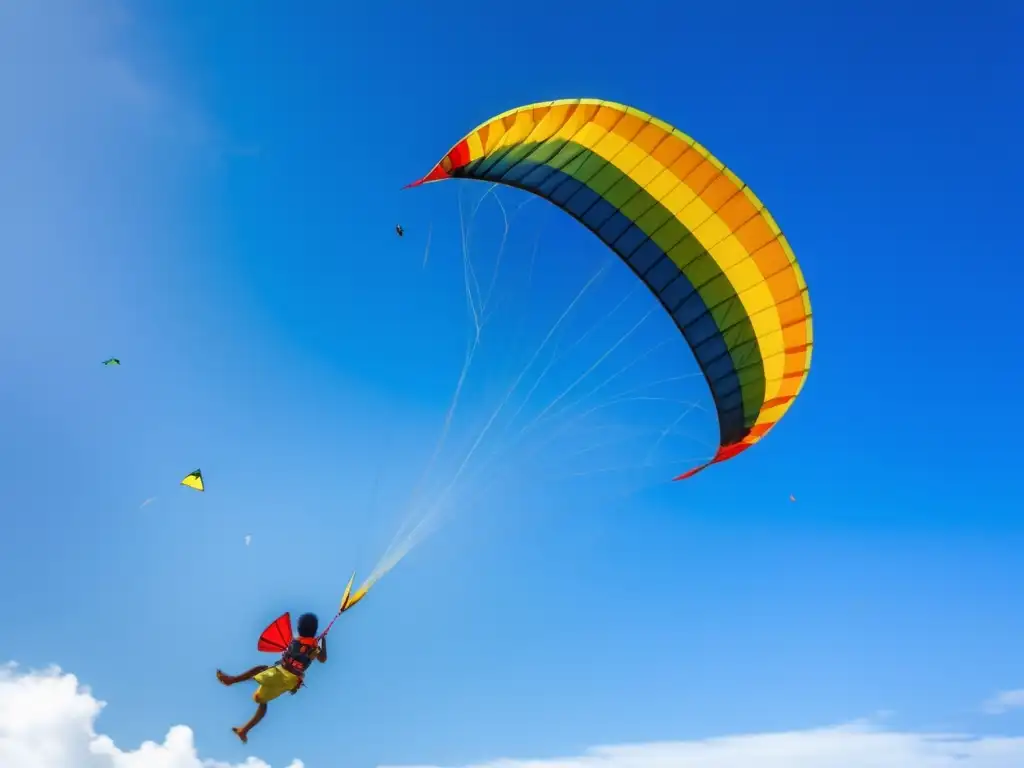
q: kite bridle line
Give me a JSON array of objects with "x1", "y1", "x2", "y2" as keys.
[
  {"x1": 317, "y1": 609, "x2": 344, "y2": 641},
  {"x1": 300, "y1": 577, "x2": 356, "y2": 688}
]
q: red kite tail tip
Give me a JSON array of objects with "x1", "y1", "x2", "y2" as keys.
[
  {"x1": 404, "y1": 165, "x2": 451, "y2": 190},
  {"x1": 674, "y1": 442, "x2": 750, "y2": 480},
  {"x1": 674, "y1": 462, "x2": 710, "y2": 481}
]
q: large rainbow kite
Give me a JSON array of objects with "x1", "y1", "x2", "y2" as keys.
[{"x1": 408, "y1": 98, "x2": 812, "y2": 480}]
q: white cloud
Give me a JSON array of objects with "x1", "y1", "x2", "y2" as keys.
[
  {"x1": 0, "y1": 663, "x2": 303, "y2": 768},
  {"x1": 5, "y1": 661, "x2": 1024, "y2": 768},
  {"x1": 985, "y1": 689, "x2": 1024, "y2": 715},
  {"x1": 384, "y1": 720, "x2": 1024, "y2": 768}
]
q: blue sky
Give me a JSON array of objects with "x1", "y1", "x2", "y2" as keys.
[{"x1": 1, "y1": 1, "x2": 1022, "y2": 767}]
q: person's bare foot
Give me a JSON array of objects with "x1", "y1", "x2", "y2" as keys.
[
  {"x1": 216, "y1": 670, "x2": 233, "y2": 685},
  {"x1": 232, "y1": 727, "x2": 248, "y2": 744}
]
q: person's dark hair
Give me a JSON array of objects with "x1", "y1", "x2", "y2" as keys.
[{"x1": 297, "y1": 612, "x2": 319, "y2": 638}]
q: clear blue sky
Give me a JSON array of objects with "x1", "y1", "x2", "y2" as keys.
[{"x1": 1, "y1": 1, "x2": 1022, "y2": 766}]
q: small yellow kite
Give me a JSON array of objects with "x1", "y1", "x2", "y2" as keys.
[{"x1": 181, "y1": 469, "x2": 205, "y2": 492}]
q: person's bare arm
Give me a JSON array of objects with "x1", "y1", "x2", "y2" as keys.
[{"x1": 318, "y1": 636, "x2": 328, "y2": 663}]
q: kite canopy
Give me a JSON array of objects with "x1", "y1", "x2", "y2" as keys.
[
  {"x1": 409, "y1": 98, "x2": 813, "y2": 479},
  {"x1": 101, "y1": 358, "x2": 120, "y2": 366},
  {"x1": 180, "y1": 469, "x2": 205, "y2": 492}
]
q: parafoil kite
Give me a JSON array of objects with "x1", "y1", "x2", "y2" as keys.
[
  {"x1": 101, "y1": 358, "x2": 120, "y2": 366},
  {"x1": 408, "y1": 98, "x2": 813, "y2": 479}
]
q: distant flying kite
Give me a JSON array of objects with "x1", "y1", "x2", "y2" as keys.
[
  {"x1": 102, "y1": 358, "x2": 120, "y2": 366},
  {"x1": 180, "y1": 469, "x2": 205, "y2": 492}
]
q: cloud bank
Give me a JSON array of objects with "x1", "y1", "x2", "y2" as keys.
[
  {"x1": 0, "y1": 664, "x2": 302, "y2": 768},
  {"x1": 4, "y1": 661, "x2": 1024, "y2": 767},
  {"x1": 385, "y1": 721, "x2": 1024, "y2": 768}
]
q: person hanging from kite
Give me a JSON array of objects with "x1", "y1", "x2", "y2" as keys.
[
  {"x1": 216, "y1": 612, "x2": 325, "y2": 743},
  {"x1": 215, "y1": 571, "x2": 375, "y2": 743}
]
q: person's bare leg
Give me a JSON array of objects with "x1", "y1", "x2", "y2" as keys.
[
  {"x1": 217, "y1": 666, "x2": 268, "y2": 685},
  {"x1": 233, "y1": 703, "x2": 268, "y2": 743}
]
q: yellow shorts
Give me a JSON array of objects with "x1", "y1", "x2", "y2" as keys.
[{"x1": 252, "y1": 665, "x2": 300, "y2": 704}]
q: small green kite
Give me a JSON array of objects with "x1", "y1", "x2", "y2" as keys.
[{"x1": 102, "y1": 358, "x2": 121, "y2": 366}]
